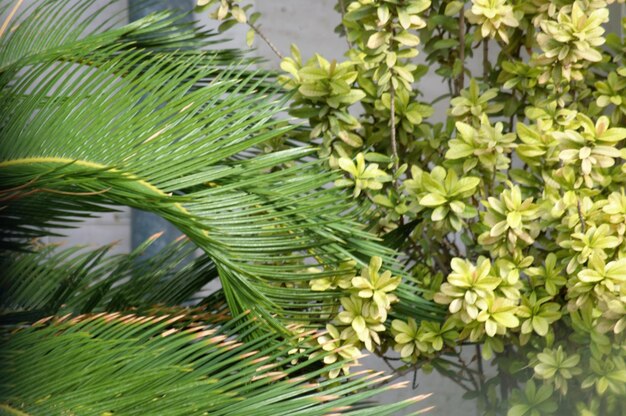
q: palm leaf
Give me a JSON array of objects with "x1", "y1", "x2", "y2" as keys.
[
  {"x1": 0, "y1": 0, "x2": 439, "y2": 327},
  {"x1": 0, "y1": 236, "x2": 220, "y2": 322},
  {"x1": 0, "y1": 313, "x2": 431, "y2": 416},
  {"x1": 0, "y1": 0, "x2": 243, "y2": 75}
]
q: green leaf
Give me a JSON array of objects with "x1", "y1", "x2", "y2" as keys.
[
  {"x1": 432, "y1": 38, "x2": 459, "y2": 50},
  {"x1": 445, "y1": 141, "x2": 475, "y2": 159},
  {"x1": 419, "y1": 193, "x2": 448, "y2": 207},
  {"x1": 394, "y1": 31, "x2": 420, "y2": 47},
  {"x1": 246, "y1": 28, "x2": 255, "y2": 47},
  {"x1": 444, "y1": 1, "x2": 464, "y2": 16},
  {"x1": 454, "y1": 177, "x2": 480, "y2": 194},
  {"x1": 382, "y1": 219, "x2": 420, "y2": 250},
  {"x1": 367, "y1": 31, "x2": 389, "y2": 49}
]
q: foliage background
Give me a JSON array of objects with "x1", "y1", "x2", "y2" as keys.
[
  {"x1": 34, "y1": 0, "x2": 475, "y2": 413},
  {"x1": 27, "y1": 0, "x2": 626, "y2": 414}
]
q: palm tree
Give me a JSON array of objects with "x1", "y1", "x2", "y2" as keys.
[{"x1": 0, "y1": 1, "x2": 436, "y2": 414}]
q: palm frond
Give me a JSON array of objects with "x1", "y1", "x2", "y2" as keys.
[
  {"x1": 0, "y1": 313, "x2": 431, "y2": 416},
  {"x1": 0, "y1": 0, "x2": 439, "y2": 328},
  {"x1": 0, "y1": 54, "x2": 435, "y2": 322},
  {"x1": 0, "y1": 0, "x2": 242, "y2": 75},
  {"x1": 0, "y1": 236, "x2": 220, "y2": 322}
]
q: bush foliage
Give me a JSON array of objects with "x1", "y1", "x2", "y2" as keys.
[{"x1": 201, "y1": 0, "x2": 626, "y2": 414}]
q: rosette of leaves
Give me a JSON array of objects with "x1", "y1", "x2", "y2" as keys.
[
  {"x1": 517, "y1": 292, "x2": 562, "y2": 338},
  {"x1": 516, "y1": 122, "x2": 560, "y2": 167},
  {"x1": 336, "y1": 152, "x2": 393, "y2": 197},
  {"x1": 405, "y1": 165, "x2": 480, "y2": 231},
  {"x1": 507, "y1": 380, "x2": 557, "y2": 416},
  {"x1": 434, "y1": 257, "x2": 501, "y2": 323},
  {"x1": 449, "y1": 79, "x2": 504, "y2": 122},
  {"x1": 568, "y1": 257, "x2": 626, "y2": 326},
  {"x1": 312, "y1": 324, "x2": 364, "y2": 378},
  {"x1": 594, "y1": 69, "x2": 626, "y2": 124},
  {"x1": 603, "y1": 190, "x2": 626, "y2": 236},
  {"x1": 554, "y1": 114, "x2": 626, "y2": 188},
  {"x1": 478, "y1": 185, "x2": 541, "y2": 256},
  {"x1": 525, "y1": 253, "x2": 567, "y2": 297},
  {"x1": 466, "y1": 0, "x2": 521, "y2": 44},
  {"x1": 446, "y1": 114, "x2": 517, "y2": 173},
  {"x1": 307, "y1": 256, "x2": 404, "y2": 360},
  {"x1": 351, "y1": 256, "x2": 402, "y2": 318},
  {"x1": 524, "y1": 100, "x2": 579, "y2": 133},
  {"x1": 390, "y1": 318, "x2": 458, "y2": 361},
  {"x1": 533, "y1": 346, "x2": 582, "y2": 395},
  {"x1": 535, "y1": 1, "x2": 609, "y2": 81},
  {"x1": 581, "y1": 356, "x2": 626, "y2": 396},
  {"x1": 376, "y1": 87, "x2": 434, "y2": 146},
  {"x1": 336, "y1": 296, "x2": 387, "y2": 352},
  {"x1": 280, "y1": 47, "x2": 366, "y2": 155},
  {"x1": 559, "y1": 224, "x2": 622, "y2": 274},
  {"x1": 498, "y1": 60, "x2": 545, "y2": 96},
  {"x1": 475, "y1": 295, "x2": 520, "y2": 337}
]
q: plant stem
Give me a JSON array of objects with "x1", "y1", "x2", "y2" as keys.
[
  {"x1": 456, "y1": 9, "x2": 465, "y2": 94},
  {"x1": 390, "y1": 83, "x2": 398, "y2": 170},
  {"x1": 248, "y1": 21, "x2": 284, "y2": 60},
  {"x1": 577, "y1": 197, "x2": 586, "y2": 233},
  {"x1": 476, "y1": 344, "x2": 485, "y2": 388},
  {"x1": 457, "y1": 350, "x2": 480, "y2": 391},
  {"x1": 483, "y1": 39, "x2": 489, "y2": 80},
  {"x1": 337, "y1": 0, "x2": 353, "y2": 49}
]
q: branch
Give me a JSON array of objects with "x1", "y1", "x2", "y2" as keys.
[
  {"x1": 248, "y1": 22, "x2": 284, "y2": 60},
  {"x1": 390, "y1": 83, "x2": 398, "y2": 170},
  {"x1": 577, "y1": 197, "x2": 587, "y2": 233},
  {"x1": 337, "y1": 0, "x2": 353, "y2": 49},
  {"x1": 483, "y1": 39, "x2": 489, "y2": 80},
  {"x1": 456, "y1": 9, "x2": 466, "y2": 94}
]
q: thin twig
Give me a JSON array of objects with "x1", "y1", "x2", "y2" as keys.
[
  {"x1": 577, "y1": 197, "x2": 586, "y2": 233},
  {"x1": 482, "y1": 39, "x2": 489, "y2": 80},
  {"x1": 390, "y1": 83, "x2": 398, "y2": 170},
  {"x1": 381, "y1": 355, "x2": 398, "y2": 372},
  {"x1": 337, "y1": 0, "x2": 353, "y2": 49},
  {"x1": 456, "y1": 9, "x2": 465, "y2": 94},
  {"x1": 475, "y1": 344, "x2": 485, "y2": 388},
  {"x1": 248, "y1": 22, "x2": 284, "y2": 60},
  {"x1": 457, "y1": 349, "x2": 480, "y2": 391},
  {"x1": 442, "y1": 234, "x2": 461, "y2": 257},
  {"x1": 0, "y1": 0, "x2": 24, "y2": 38}
]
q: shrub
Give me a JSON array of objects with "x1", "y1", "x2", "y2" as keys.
[{"x1": 202, "y1": 0, "x2": 626, "y2": 413}]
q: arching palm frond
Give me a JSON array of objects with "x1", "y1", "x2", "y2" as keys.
[
  {"x1": 0, "y1": 0, "x2": 243, "y2": 75},
  {"x1": 0, "y1": 236, "x2": 219, "y2": 323},
  {"x1": 0, "y1": 0, "x2": 439, "y2": 328},
  {"x1": 0, "y1": 1, "x2": 439, "y2": 413},
  {"x1": 0, "y1": 313, "x2": 431, "y2": 416}
]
